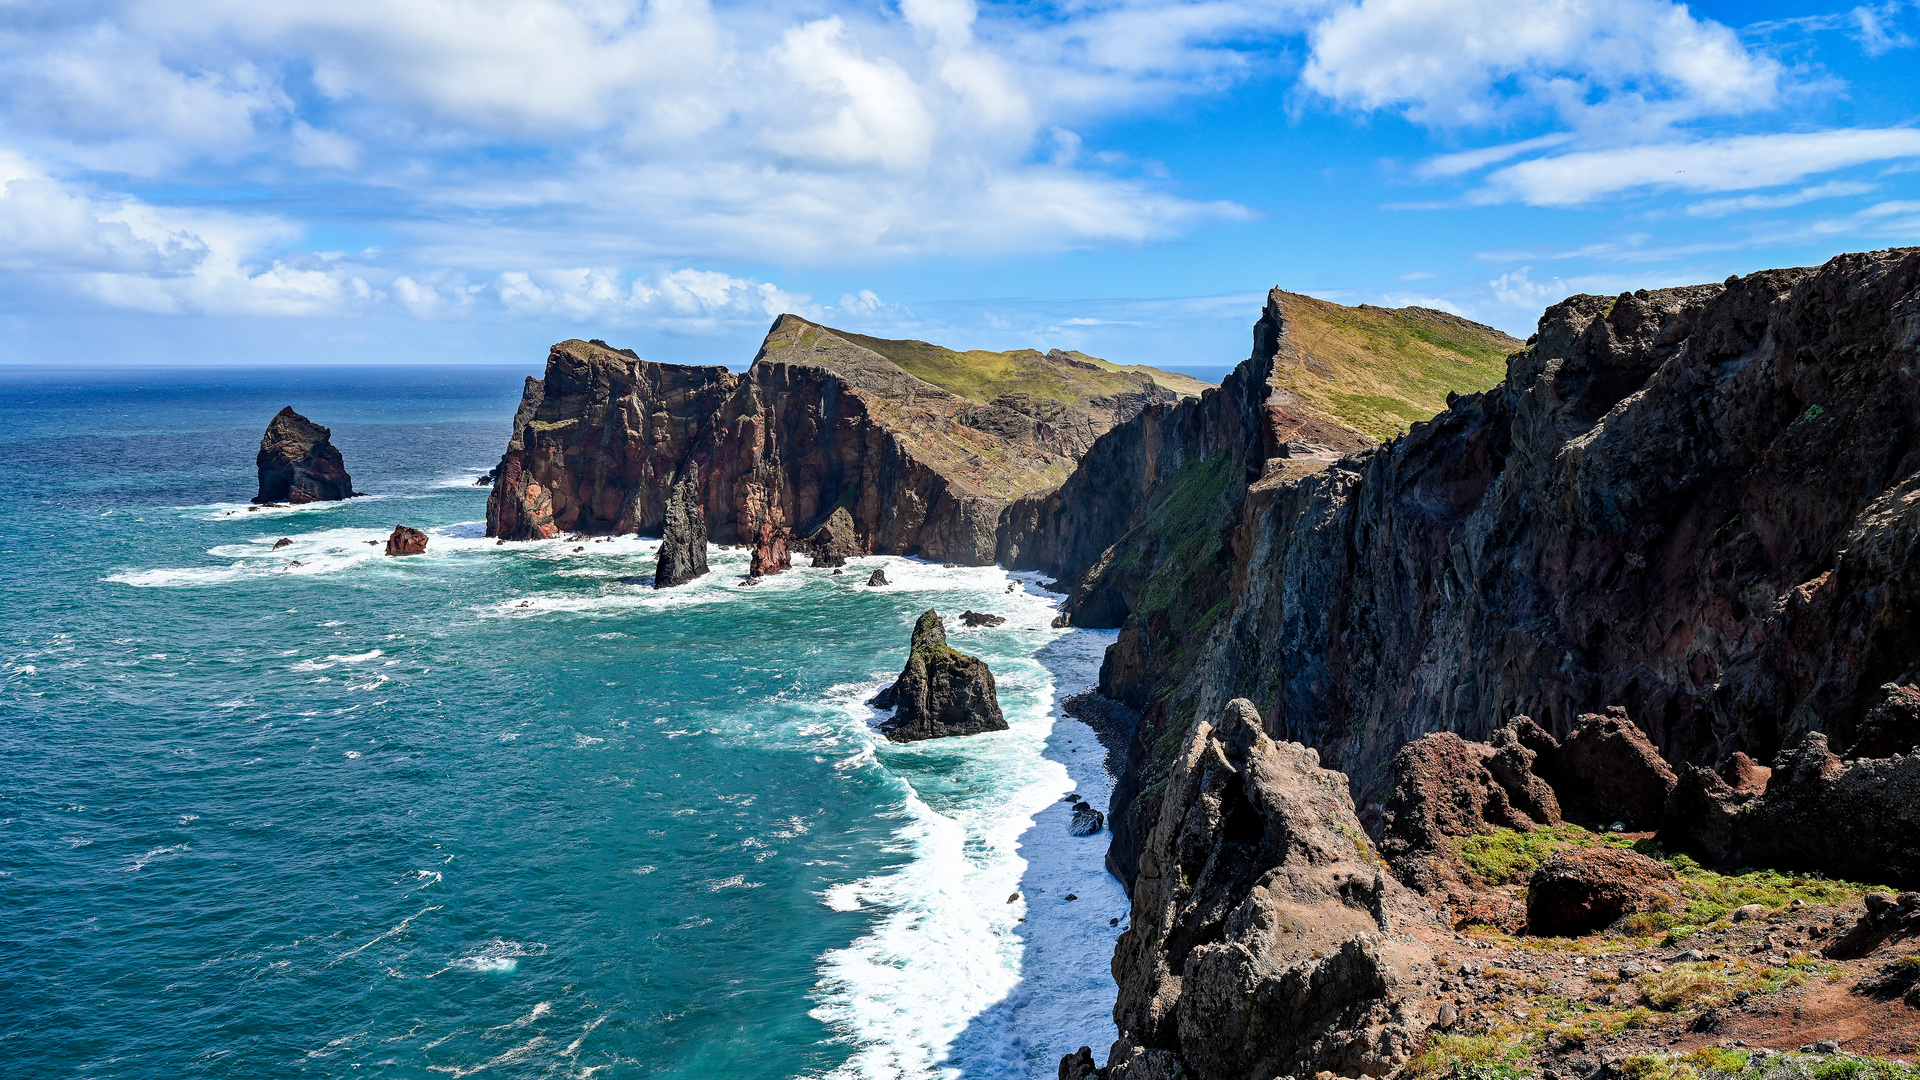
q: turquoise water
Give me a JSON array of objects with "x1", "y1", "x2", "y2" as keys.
[{"x1": 0, "y1": 368, "x2": 1127, "y2": 1079}]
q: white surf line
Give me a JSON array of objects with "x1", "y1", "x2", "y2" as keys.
[{"x1": 331, "y1": 904, "x2": 442, "y2": 965}]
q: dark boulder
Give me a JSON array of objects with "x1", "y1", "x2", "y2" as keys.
[
  {"x1": 255, "y1": 406, "x2": 354, "y2": 504},
  {"x1": 1059, "y1": 1046, "x2": 1098, "y2": 1080},
  {"x1": 653, "y1": 471, "x2": 710, "y2": 588},
  {"x1": 959, "y1": 610, "x2": 1006, "y2": 628},
  {"x1": 272, "y1": 538, "x2": 292, "y2": 550},
  {"x1": 1525, "y1": 846, "x2": 1680, "y2": 936},
  {"x1": 385, "y1": 526, "x2": 428, "y2": 556},
  {"x1": 802, "y1": 506, "x2": 859, "y2": 568},
  {"x1": 1379, "y1": 729, "x2": 1556, "y2": 931},
  {"x1": 1542, "y1": 709, "x2": 1676, "y2": 830},
  {"x1": 867, "y1": 610, "x2": 1006, "y2": 742},
  {"x1": 868, "y1": 568, "x2": 889, "y2": 587},
  {"x1": 1069, "y1": 800, "x2": 1105, "y2": 836}
]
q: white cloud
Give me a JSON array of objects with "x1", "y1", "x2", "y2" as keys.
[
  {"x1": 1684, "y1": 180, "x2": 1880, "y2": 218},
  {"x1": 1303, "y1": 0, "x2": 1782, "y2": 134},
  {"x1": 1475, "y1": 128, "x2": 1920, "y2": 206}
]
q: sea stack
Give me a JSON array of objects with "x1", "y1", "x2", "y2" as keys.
[
  {"x1": 255, "y1": 406, "x2": 354, "y2": 504},
  {"x1": 385, "y1": 526, "x2": 428, "y2": 556},
  {"x1": 654, "y1": 472, "x2": 710, "y2": 589},
  {"x1": 867, "y1": 610, "x2": 1006, "y2": 742}
]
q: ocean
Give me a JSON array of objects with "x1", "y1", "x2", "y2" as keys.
[{"x1": 0, "y1": 366, "x2": 1128, "y2": 1079}]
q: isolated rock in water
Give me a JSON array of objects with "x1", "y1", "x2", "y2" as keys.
[
  {"x1": 255, "y1": 406, "x2": 354, "y2": 504},
  {"x1": 803, "y1": 506, "x2": 858, "y2": 568},
  {"x1": 1069, "y1": 800, "x2": 1105, "y2": 836},
  {"x1": 959, "y1": 610, "x2": 1006, "y2": 627},
  {"x1": 1525, "y1": 846, "x2": 1679, "y2": 936},
  {"x1": 1059, "y1": 1046, "x2": 1098, "y2": 1080},
  {"x1": 474, "y1": 471, "x2": 494, "y2": 486},
  {"x1": 867, "y1": 568, "x2": 889, "y2": 587},
  {"x1": 653, "y1": 471, "x2": 710, "y2": 589},
  {"x1": 385, "y1": 526, "x2": 428, "y2": 556},
  {"x1": 749, "y1": 521, "x2": 790, "y2": 578},
  {"x1": 1104, "y1": 698, "x2": 1439, "y2": 1080},
  {"x1": 272, "y1": 538, "x2": 292, "y2": 550},
  {"x1": 868, "y1": 610, "x2": 1006, "y2": 742}
]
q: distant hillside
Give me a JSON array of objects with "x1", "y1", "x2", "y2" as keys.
[
  {"x1": 831, "y1": 326, "x2": 1214, "y2": 403},
  {"x1": 1270, "y1": 292, "x2": 1521, "y2": 443}
]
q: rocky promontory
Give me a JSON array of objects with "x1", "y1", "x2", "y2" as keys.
[
  {"x1": 484, "y1": 319, "x2": 1205, "y2": 560},
  {"x1": 255, "y1": 406, "x2": 354, "y2": 504},
  {"x1": 867, "y1": 610, "x2": 1006, "y2": 741}
]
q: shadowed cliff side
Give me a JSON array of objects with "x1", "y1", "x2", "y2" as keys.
[{"x1": 1093, "y1": 247, "x2": 1920, "y2": 890}]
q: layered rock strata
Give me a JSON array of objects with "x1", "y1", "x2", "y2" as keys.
[
  {"x1": 653, "y1": 471, "x2": 709, "y2": 588},
  {"x1": 255, "y1": 406, "x2": 354, "y2": 504},
  {"x1": 868, "y1": 610, "x2": 1006, "y2": 741}
]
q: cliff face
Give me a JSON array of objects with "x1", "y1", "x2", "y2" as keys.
[
  {"x1": 1095, "y1": 247, "x2": 1920, "y2": 885},
  {"x1": 485, "y1": 321, "x2": 1197, "y2": 562}
]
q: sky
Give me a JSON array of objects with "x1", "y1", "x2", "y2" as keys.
[{"x1": 0, "y1": 0, "x2": 1916, "y2": 371}]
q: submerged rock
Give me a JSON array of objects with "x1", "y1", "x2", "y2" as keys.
[
  {"x1": 867, "y1": 568, "x2": 889, "y2": 587},
  {"x1": 653, "y1": 472, "x2": 710, "y2": 589},
  {"x1": 255, "y1": 406, "x2": 354, "y2": 504},
  {"x1": 867, "y1": 610, "x2": 1006, "y2": 742},
  {"x1": 385, "y1": 526, "x2": 428, "y2": 556},
  {"x1": 959, "y1": 610, "x2": 1006, "y2": 627},
  {"x1": 272, "y1": 538, "x2": 292, "y2": 550}
]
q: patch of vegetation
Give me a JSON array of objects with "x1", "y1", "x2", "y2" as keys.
[
  {"x1": 1450, "y1": 826, "x2": 1889, "y2": 939},
  {"x1": 1454, "y1": 824, "x2": 1597, "y2": 885},
  {"x1": 828, "y1": 324, "x2": 1209, "y2": 405},
  {"x1": 1407, "y1": 1028, "x2": 1539, "y2": 1080},
  {"x1": 1606, "y1": 1051, "x2": 1920, "y2": 1080}
]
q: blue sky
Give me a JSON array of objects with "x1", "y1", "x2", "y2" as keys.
[{"x1": 0, "y1": 0, "x2": 1916, "y2": 371}]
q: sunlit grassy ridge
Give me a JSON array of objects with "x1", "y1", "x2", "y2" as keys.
[
  {"x1": 1273, "y1": 291, "x2": 1521, "y2": 441},
  {"x1": 829, "y1": 325, "x2": 1213, "y2": 404}
]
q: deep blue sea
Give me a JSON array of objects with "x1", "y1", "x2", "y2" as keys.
[{"x1": 0, "y1": 367, "x2": 1128, "y2": 1079}]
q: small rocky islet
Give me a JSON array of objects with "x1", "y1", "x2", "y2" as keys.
[{"x1": 867, "y1": 609, "x2": 1006, "y2": 742}]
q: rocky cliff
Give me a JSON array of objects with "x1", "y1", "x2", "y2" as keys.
[
  {"x1": 485, "y1": 322, "x2": 1201, "y2": 562},
  {"x1": 255, "y1": 406, "x2": 355, "y2": 503},
  {"x1": 1072, "y1": 248, "x2": 1920, "y2": 893}
]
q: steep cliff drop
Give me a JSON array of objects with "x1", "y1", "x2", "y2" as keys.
[
  {"x1": 254, "y1": 406, "x2": 355, "y2": 504},
  {"x1": 1027, "y1": 248, "x2": 1920, "y2": 894},
  {"x1": 653, "y1": 471, "x2": 709, "y2": 588},
  {"x1": 483, "y1": 320, "x2": 1204, "y2": 560},
  {"x1": 867, "y1": 610, "x2": 1007, "y2": 741}
]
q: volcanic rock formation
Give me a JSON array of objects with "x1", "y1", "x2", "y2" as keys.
[
  {"x1": 255, "y1": 407, "x2": 354, "y2": 504},
  {"x1": 799, "y1": 506, "x2": 858, "y2": 567},
  {"x1": 653, "y1": 471, "x2": 709, "y2": 588},
  {"x1": 484, "y1": 319, "x2": 1204, "y2": 560},
  {"x1": 1104, "y1": 699, "x2": 1440, "y2": 1080},
  {"x1": 1028, "y1": 248, "x2": 1920, "y2": 889},
  {"x1": 867, "y1": 610, "x2": 1006, "y2": 741},
  {"x1": 385, "y1": 526, "x2": 427, "y2": 556}
]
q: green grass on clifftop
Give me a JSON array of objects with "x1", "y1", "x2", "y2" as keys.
[
  {"x1": 831, "y1": 326, "x2": 1211, "y2": 404},
  {"x1": 1275, "y1": 292, "x2": 1521, "y2": 441}
]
